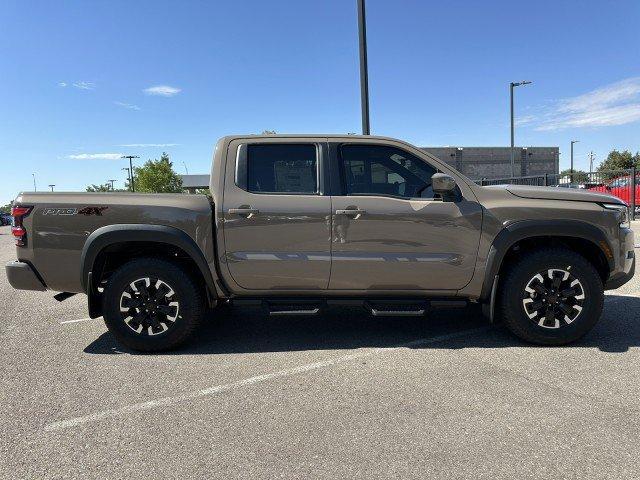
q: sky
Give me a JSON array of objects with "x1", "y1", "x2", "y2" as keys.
[{"x1": 1, "y1": 0, "x2": 639, "y2": 203}]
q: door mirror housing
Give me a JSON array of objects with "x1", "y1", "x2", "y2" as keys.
[{"x1": 432, "y1": 173, "x2": 457, "y2": 198}]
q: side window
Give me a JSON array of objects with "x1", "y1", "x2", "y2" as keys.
[
  {"x1": 245, "y1": 144, "x2": 318, "y2": 194},
  {"x1": 340, "y1": 144, "x2": 437, "y2": 198}
]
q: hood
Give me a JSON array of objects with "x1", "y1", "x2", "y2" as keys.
[{"x1": 486, "y1": 184, "x2": 625, "y2": 205}]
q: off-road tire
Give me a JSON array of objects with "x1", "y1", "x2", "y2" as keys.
[
  {"x1": 102, "y1": 258, "x2": 204, "y2": 352},
  {"x1": 499, "y1": 248, "x2": 604, "y2": 345}
]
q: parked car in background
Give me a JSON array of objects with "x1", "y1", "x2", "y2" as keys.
[
  {"x1": 588, "y1": 174, "x2": 640, "y2": 214},
  {"x1": 0, "y1": 213, "x2": 13, "y2": 226}
]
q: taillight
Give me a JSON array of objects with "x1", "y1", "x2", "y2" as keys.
[{"x1": 11, "y1": 206, "x2": 33, "y2": 246}]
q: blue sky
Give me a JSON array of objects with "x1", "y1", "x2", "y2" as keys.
[{"x1": 1, "y1": 0, "x2": 639, "y2": 203}]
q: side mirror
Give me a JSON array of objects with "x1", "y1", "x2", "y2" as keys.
[{"x1": 432, "y1": 173, "x2": 457, "y2": 197}]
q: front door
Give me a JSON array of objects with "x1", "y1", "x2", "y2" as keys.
[
  {"x1": 222, "y1": 140, "x2": 332, "y2": 291},
  {"x1": 328, "y1": 142, "x2": 482, "y2": 291}
]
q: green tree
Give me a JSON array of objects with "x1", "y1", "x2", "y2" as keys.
[
  {"x1": 597, "y1": 150, "x2": 640, "y2": 172},
  {"x1": 560, "y1": 169, "x2": 589, "y2": 183},
  {"x1": 86, "y1": 183, "x2": 112, "y2": 192},
  {"x1": 131, "y1": 153, "x2": 183, "y2": 193},
  {"x1": 0, "y1": 202, "x2": 12, "y2": 214}
]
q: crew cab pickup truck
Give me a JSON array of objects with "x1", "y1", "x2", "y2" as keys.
[{"x1": 6, "y1": 135, "x2": 636, "y2": 351}]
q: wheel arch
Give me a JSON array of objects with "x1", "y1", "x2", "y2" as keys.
[
  {"x1": 81, "y1": 224, "x2": 220, "y2": 315},
  {"x1": 481, "y1": 219, "x2": 614, "y2": 301}
]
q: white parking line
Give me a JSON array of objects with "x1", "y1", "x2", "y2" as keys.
[
  {"x1": 44, "y1": 326, "x2": 490, "y2": 432},
  {"x1": 60, "y1": 317, "x2": 97, "y2": 325}
]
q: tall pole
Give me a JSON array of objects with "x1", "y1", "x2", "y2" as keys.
[
  {"x1": 570, "y1": 140, "x2": 579, "y2": 174},
  {"x1": 121, "y1": 155, "x2": 139, "y2": 192},
  {"x1": 589, "y1": 151, "x2": 594, "y2": 173},
  {"x1": 48, "y1": 184, "x2": 55, "y2": 192},
  {"x1": 510, "y1": 83, "x2": 515, "y2": 177},
  {"x1": 108, "y1": 179, "x2": 117, "y2": 191},
  {"x1": 32, "y1": 173, "x2": 37, "y2": 192},
  {"x1": 509, "y1": 80, "x2": 532, "y2": 178},
  {"x1": 357, "y1": 0, "x2": 370, "y2": 135},
  {"x1": 122, "y1": 167, "x2": 131, "y2": 189}
]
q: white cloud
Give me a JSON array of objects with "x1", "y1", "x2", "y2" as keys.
[
  {"x1": 72, "y1": 81, "x2": 95, "y2": 90},
  {"x1": 58, "y1": 82, "x2": 68, "y2": 87},
  {"x1": 68, "y1": 153, "x2": 122, "y2": 160},
  {"x1": 114, "y1": 101, "x2": 141, "y2": 111},
  {"x1": 143, "y1": 85, "x2": 181, "y2": 97},
  {"x1": 117, "y1": 143, "x2": 179, "y2": 147},
  {"x1": 534, "y1": 77, "x2": 640, "y2": 131}
]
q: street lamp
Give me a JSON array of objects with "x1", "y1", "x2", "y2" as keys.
[
  {"x1": 48, "y1": 184, "x2": 55, "y2": 192},
  {"x1": 108, "y1": 179, "x2": 117, "y2": 191},
  {"x1": 570, "y1": 140, "x2": 579, "y2": 174},
  {"x1": 510, "y1": 80, "x2": 532, "y2": 177},
  {"x1": 121, "y1": 155, "x2": 139, "y2": 192},
  {"x1": 32, "y1": 173, "x2": 37, "y2": 192}
]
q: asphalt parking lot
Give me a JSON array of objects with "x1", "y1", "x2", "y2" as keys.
[{"x1": 2, "y1": 224, "x2": 640, "y2": 479}]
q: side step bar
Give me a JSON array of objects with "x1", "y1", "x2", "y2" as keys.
[{"x1": 232, "y1": 298, "x2": 468, "y2": 317}]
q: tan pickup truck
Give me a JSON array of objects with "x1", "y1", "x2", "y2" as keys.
[{"x1": 6, "y1": 135, "x2": 635, "y2": 351}]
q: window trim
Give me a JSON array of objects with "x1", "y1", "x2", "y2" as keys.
[
  {"x1": 337, "y1": 143, "x2": 442, "y2": 201},
  {"x1": 235, "y1": 142, "x2": 323, "y2": 196}
]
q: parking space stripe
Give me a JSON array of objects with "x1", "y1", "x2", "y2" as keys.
[
  {"x1": 44, "y1": 326, "x2": 490, "y2": 432},
  {"x1": 60, "y1": 317, "x2": 96, "y2": 325}
]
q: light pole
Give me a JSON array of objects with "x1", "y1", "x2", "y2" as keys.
[
  {"x1": 570, "y1": 140, "x2": 579, "y2": 174},
  {"x1": 32, "y1": 173, "x2": 37, "y2": 192},
  {"x1": 121, "y1": 155, "x2": 139, "y2": 192},
  {"x1": 510, "y1": 80, "x2": 532, "y2": 177},
  {"x1": 48, "y1": 184, "x2": 55, "y2": 192},
  {"x1": 588, "y1": 151, "x2": 595, "y2": 173},
  {"x1": 182, "y1": 162, "x2": 189, "y2": 175},
  {"x1": 357, "y1": 0, "x2": 370, "y2": 135},
  {"x1": 108, "y1": 179, "x2": 117, "y2": 191}
]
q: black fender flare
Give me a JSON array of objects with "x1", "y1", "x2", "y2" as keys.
[
  {"x1": 480, "y1": 219, "x2": 615, "y2": 301},
  {"x1": 80, "y1": 224, "x2": 219, "y2": 298}
]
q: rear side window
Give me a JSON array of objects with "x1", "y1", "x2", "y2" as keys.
[{"x1": 246, "y1": 144, "x2": 318, "y2": 194}]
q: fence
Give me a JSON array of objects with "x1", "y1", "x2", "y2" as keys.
[{"x1": 475, "y1": 168, "x2": 637, "y2": 220}]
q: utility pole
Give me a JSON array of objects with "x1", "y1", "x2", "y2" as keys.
[
  {"x1": 108, "y1": 179, "x2": 117, "y2": 191},
  {"x1": 510, "y1": 80, "x2": 532, "y2": 177},
  {"x1": 48, "y1": 184, "x2": 55, "y2": 192},
  {"x1": 570, "y1": 140, "x2": 579, "y2": 174},
  {"x1": 121, "y1": 155, "x2": 139, "y2": 192},
  {"x1": 182, "y1": 162, "x2": 189, "y2": 175},
  {"x1": 588, "y1": 151, "x2": 595, "y2": 173},
  {"x1": 122, "y1": 167, "x2": 131, "y2": 190},
  {"x1": 32, "y1": 173, "x2": 37, "y2": 192},
  {"x1": 357, "y1": 0, "x2": 370, "y2": 135}
]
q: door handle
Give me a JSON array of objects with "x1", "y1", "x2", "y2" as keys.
[
  {"x1": 335, "y1": 209, "x2": 366, "y2": 216},
  {"x1": 228, "y1": 207, "x2": 259, "y2": 216}
]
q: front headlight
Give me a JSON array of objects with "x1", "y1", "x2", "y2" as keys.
[{"x1": 602, "y1": 203, "x2": 630, "y2": 228}]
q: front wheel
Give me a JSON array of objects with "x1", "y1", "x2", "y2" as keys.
[
  {"x1": 499, "y1": 248, "x2": 604, "y2": 345},
  {"x1": 102, "y1": 258, "x2": 204, "y2": 351}
]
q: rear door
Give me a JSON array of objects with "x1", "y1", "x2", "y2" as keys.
[
  {"x1": 221, "y1": 138, "x2": 332, "y2": 291},
  {"x1": 328, "y1": 140, "x2": 482, "y2": 291}
]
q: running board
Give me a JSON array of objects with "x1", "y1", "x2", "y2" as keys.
[
  {"x1": 268, "y1": 308, "x2": 320, "y2": 316},
  {"x1": 265, "y1": 300, "x2": 322, "y2": 316},
  {"x1": 364, "y1": 300, "x2": 428, "y2": 317},
  {"x1": 231, "y1": 298, "x2": 468, "y2": 317}
]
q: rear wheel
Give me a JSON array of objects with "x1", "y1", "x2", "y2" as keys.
[
  {"x1": 102, "y1": 258, "x2": 204, "y2": 351},
  {"x1": 500, "y1": 248, "x2": 604, "y2": 345}
]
